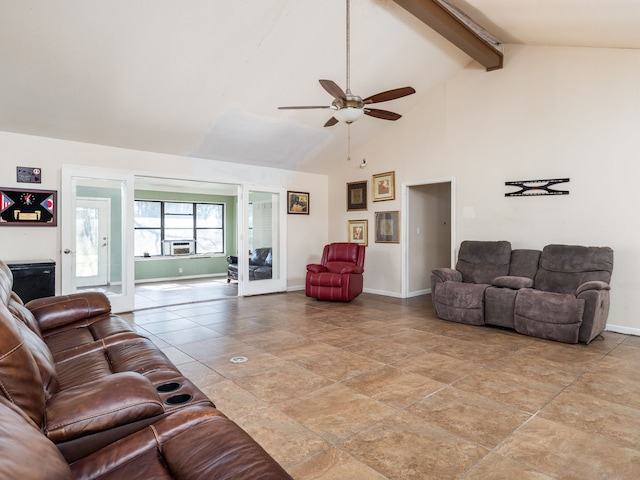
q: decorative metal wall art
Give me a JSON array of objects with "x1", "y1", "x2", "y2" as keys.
[{"x1": 505, "y1": 178, "x2": 569, "y2": 197}]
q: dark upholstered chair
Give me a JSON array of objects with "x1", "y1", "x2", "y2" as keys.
[
  {"x1": 514, "y1": 244, "x2": 613, "y2": 344},
  {"x1": 431, "y1": 241, "x2": 511, "y2": 325},
  {"x1": 227, "y1": 248, "x2": 272, "y2": 282},
  {"x1": 306, "y1": 243, "x2": 365, "y2": 301}
]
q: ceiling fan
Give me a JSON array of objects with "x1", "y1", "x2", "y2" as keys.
[{"x1": 278, "y1": 0, "x2": 416, "y2": 128}]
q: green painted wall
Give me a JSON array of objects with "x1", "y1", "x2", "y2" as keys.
[{"x1": 134, "y1": 189, "x2": 237, "y2": 282}]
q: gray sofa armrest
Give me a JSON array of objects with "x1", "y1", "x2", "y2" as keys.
[
  {"x1": 576, "y1": 282, "x2": 611, "y2": 344},
  {"x1": 431, "y1": 268, "x2": 462, "y2": 283},
  {"x1": 576, "y1": 280, "x2": 610, "y2": 296},
  {"x1": 492, "y1": 276, "x2": 534, "y2": 290}
]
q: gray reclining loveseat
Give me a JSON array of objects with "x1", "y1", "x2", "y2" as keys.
[{"x1": 431, "y1": 241, "x2": 614, "y2": 344}]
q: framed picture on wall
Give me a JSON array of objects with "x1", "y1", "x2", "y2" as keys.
[
  {"x1": 346, "y1": 181, "x2": 367, "y2": 211},
  {"x1": 372, "y1": 171, "x2": 395, "y2": 202},
  {"x1": 347, "y1": 219, "x2": 368, "y2": 246},
  {"x1": 287, "y1": 191, "x2": 309, "y2": 214},
  {"x1": 375, "y1": 210, "x2": 399, "y2": 243}
]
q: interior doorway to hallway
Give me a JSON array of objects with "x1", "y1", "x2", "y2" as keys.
[{"x1": 404, "y1": 179, "x2": 454, "y2": 297}]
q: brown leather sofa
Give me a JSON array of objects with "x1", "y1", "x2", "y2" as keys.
[
  {"x1": 0, "y1": 260, "x2": 292, "y2": 479},
  {"x1": 431, "y1": 241, "x2": 614, "y2": 344}
]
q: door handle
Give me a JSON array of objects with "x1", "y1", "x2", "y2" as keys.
[{"x1": 63, "y1": 249, "x2": 73, "y2": 254}]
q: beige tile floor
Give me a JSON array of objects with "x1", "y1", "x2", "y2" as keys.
[{"x1": 121, "y1": 286, "x2": 640, "y2": 479}]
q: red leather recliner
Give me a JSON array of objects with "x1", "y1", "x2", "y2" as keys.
[{"x1": 306, "y1": 242, "x2": 366, "y2": 301}]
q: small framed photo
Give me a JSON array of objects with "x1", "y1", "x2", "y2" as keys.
[
  {"x1": 375, "y1": 211, "x2": 400, "y2": 243},
  {"x1": 372, "y1": 171, "x2": 395, "y2": 202},
  {"x1": 347, "y1": 219, "x2": 368, "y2": 246},
  {"x1": 346, "y1": 181, "x2": 367, "y2": 211},
  {"x1": 287, "y1": 191, "x2": 309, "y2": 214}
]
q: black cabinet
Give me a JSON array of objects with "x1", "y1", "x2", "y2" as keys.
[{"x1": 7, "y1": 260, "x2": 55, "y2": 303}]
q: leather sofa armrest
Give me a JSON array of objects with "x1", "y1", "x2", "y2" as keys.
[
  {"x1": 306, "y1": 264, "x2": 327, "y2": 273},
  {"x1": 26, "y1": 292, "x2": 111, "y2": 332},
  {"x1": 45, "y1": 372, "x2": 164, "y2": 443},
  {"x1": 576, "y1": 280, "x2": 611, "y2": 296},
  {"x1": 492, "y1": 276, "x2": 534, "y2": 289},
  {"x1": 226, "y1": 255, "x2": 238, "y2": 264},
  {"x1": 431, "y1": 268, "x2": 462, "y2": 283}
]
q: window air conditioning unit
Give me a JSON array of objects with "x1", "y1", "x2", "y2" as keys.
[{"x1": 163, "y1": 240, "x2": 195, "y2": 256}]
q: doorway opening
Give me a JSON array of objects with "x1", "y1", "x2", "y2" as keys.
[
  {"x1": 403, "y1": 179, "x2": 454, "y2": 297},
  {"x1": 132, "y1": 176, "x2": 240, "y2": 310}
]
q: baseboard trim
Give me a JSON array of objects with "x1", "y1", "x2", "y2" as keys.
[
  {"x1": 362, "y1": 288, "x2": 402, "y2": 298},
  {"x1": 407, "y1": 289, "x2": 430, "y2": 298},
  {"x1": 135, "y1": 273, "x2": 226, "y2": 284},
  {"x1": 606, "y1": 324, "x2": 640, "y2": 337},
  {"x1": 287, "y1": 286, "x2": 431, "y2": 298}
]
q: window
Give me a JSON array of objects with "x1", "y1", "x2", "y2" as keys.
[
  {"x1": 134, "y1": 200, "x2": 224, "y2": 256},
  {"x1": 134, "y1": 201, "x2": 161, "y2": 257}
]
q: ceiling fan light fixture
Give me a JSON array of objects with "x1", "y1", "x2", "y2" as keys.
[{"x1": 333, "y1": 107, "x2": 365, "y2": 124}]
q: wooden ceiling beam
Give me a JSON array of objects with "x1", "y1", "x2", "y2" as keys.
[{"x1": 392, "y1": 0, "x2": 503, "y2": 71}]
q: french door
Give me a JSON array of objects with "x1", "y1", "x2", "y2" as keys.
[
  {"x1": 238, "y1": 185, "x2": 287, "y2": 296},
  {"x1": 61, "y1": 166, "x2": 135, "y2": 313}
]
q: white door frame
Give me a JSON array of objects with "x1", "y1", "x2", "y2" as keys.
[
  {"x1": 61, "y1": 165, "x2": 135, "y2": 313},
  {"x1": 401, "y1": 176, "x2": 456, "y2": 298}
]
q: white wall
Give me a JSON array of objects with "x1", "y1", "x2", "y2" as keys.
[
  {"x1": 0, "y1": 132, "x2": 328, "y2": 292},
  {"x1": 329, "y1": 44, "x2": 640, "y2": 334}
]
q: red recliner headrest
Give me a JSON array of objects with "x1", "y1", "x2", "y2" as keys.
[{"x1": 326, "y1": 243, "x2": 360, "y2": 264}]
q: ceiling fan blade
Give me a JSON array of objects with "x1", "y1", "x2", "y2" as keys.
[
  {"x1": 363, "y1": 86, "x2": 416, "y2": 104},
  {"x1": 278, "y1": 105, "x2": 330, "y2": 110},
  {"x1": 324, "y1": 116, "x2": 339, "y2": 127},
  {"x1": 319, "y1": 79, "x2": 347, "y2": 101},
  {"x1": 364, "y1": 108, "x2": 402, "y2": 121}
]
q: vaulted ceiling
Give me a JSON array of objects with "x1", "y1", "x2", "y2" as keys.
[{"x1": 2, "y1": 0, "x2": 640, "y2": 174}]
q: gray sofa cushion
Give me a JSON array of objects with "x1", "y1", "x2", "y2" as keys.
[
  {"x1": 534, "y1": 245, "x2": 613, "y2": 294},
  {"x1": 492, "y1": 276, "x2": 534, "y2": 289},
  {"x1": 514, "y1": 288, "x2": 585, "y2": 344},
  {"x1": 456, "y1": 240, "x2": 511, "y2": 284},
  {"x1": 508, "y1": 249, "x2": 541, "y2": 279},
  {"x1": 433, "y1": 282, "x2": 488, "y2": 326},
  {"x1": 484, "y1": 287, "x2": 517, "y2": 329}
]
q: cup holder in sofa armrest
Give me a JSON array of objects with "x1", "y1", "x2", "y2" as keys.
[
  {"x1": 156, "y1": 382, "x2": 181, "y2": 393},
  {"x1": 165, "y1": 393, "x2": 193, "y2": 405},
  {"x1": 492, "y1": 276, "x2": 534, "y2": 290}
]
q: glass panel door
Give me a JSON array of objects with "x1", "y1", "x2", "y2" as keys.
[
  {"x1": 239, "y1": 187, "x2": 286, "y2": 296},
  {"x1": 61, "y1": 166, "x2": 134, "y2": 313},
  {"x1": 75, "y1": 197, "x2": 111, "y2": 288}
]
